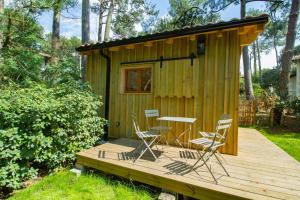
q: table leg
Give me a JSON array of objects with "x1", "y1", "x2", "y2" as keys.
[{"x1": 188, "y1": 124, "x2": 191, "y2": 149}]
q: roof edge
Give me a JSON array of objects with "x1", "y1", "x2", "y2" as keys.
[{"x1": 76, "y1": 14, "x2": 269, "y2": 52}]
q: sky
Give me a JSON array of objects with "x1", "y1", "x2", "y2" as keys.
[{"x1": 36, "y1": 0, "x2": 295, "y2": 70}]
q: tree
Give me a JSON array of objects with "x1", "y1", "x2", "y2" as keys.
[
  {"x1": 50, "y1": 0, "x2": 77, "y2": 62},
  {"x1": 247, "y1": 9, "x2": 263, "y2": 80},
  {"x1": 252, "y1": 42, "x2": 257, "y2": 76},
  {"x1": 0, "y1": 0, "x2": 3, "y2": 11},
  {"x1": 279, "y1": 0, "x2": 300, "y2": 99},
  {"x1": 151, "y1": 0, "x2": 220, "y2": 32},
  {"x1": 42, "y1": 35, "x2": 82, "y2": 85},
  {"x1": 240, "y1": 0, "x2": 255, "y2": 100},
  {"x1": 91, "y1": 0, "x2": 158, "y2": 41},
  {"x1": 0, "y1": 0, "x2": 4, "y2": 49},
  {"x1": 0, "y1": 9, "x2": 44, "y2": 85},
  {"x1": 260, "y1": 1, "x2": 290, "y2": 68},
  {"x1": 294, "y1": 44, "x2": 300, "y2": 55},
  {"x1": 51, "y1": 0, "x2": 62, "y2": 62},
  {"x1": 202, "y1": 0, "x2": 284, "y2": 100},
  {"x1": 256, "y1": 39, "x2": 262, "y2": 81},
  {"x1": 81, "y1": 0, "x2": 90, "y2": 80},
  {"x1": 261, "y1": 68, "x2": 280, "y2": 92},
  {"x1": 104, "y1": 0, "x2": 113, "y2": 41},
  {"x1": 91, "y1": 0, "x2": 109, "y2": 42}
]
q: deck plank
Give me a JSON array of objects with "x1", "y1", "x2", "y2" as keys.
[{"x1": 77, "y1": 128, "x2": 300, "y2": 200}]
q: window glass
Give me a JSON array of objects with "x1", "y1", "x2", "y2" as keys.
[
  {"x1": 124, "y1": 67, "x2": 152, "y2": 93},
  {"x1": 125, "y1": 70, "x2": 139, "y2": 92},
  {"x1": 141, "y1": 68, "x2": 151, "y2": 92}
]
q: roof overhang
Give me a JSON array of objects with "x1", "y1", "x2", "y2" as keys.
[{"x1": 76, "y1": 14, "x2": 269, "y2": 53}]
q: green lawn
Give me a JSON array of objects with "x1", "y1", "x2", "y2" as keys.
[
  {"x1": 258, "y1": 128, "x2": 300, "y2": 162},
  {"x1": 9, "y1": 171, "x2": 157, "y2": 200}
]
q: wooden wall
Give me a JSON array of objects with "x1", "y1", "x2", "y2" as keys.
[{"x1": 86, "y1": 30, "x2": 241, "y2": 155}]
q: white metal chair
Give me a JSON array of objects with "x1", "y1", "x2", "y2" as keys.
[
  {"x1": 199, "y1": 114, "x2": 231, "y2": 161},
  {"x1": 144, "y1": 109, "x2": 170, "y2": 145},
  {"x1": 131, "y1": 113, "x2": 161, "y2": 163},
  {"x1": 188, "y1": 117, "x2": 232, "y2": 184}
]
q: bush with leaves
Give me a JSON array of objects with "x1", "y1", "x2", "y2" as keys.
[
  {"x1": 288, "y1": 97, "x2": 300, "y2": 116},
  {"x1": 261, "y1": 68, "x2": 280, "y2": 93},
  {"x1": 0, "y1": 83, "x2": 105, "y2": 190}
]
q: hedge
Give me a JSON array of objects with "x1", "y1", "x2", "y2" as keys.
[{"x1": 0, "y1": 83, "x2": 105, "y2": 190}]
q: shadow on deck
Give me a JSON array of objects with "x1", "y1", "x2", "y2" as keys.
[{"x1": 76, "y1": 128, "x2": 300, "y2": 200}]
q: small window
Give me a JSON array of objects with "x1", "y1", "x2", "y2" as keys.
[{"x1": 122, "y1": 67, "x2": 152, "y2": 93}]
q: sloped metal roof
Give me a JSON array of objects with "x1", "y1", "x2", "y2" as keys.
[{"x1": 76, "y1": 14, "x2": 268, "y2": 52}]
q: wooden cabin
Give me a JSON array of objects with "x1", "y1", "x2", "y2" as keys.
[{"x1": 76, "y1": 15, "x2": 268, "y2": 155}]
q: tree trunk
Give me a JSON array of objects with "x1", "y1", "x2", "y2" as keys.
[
  {"x1": 256, "y1": 39, "x2": 262, "y2": 82},
  {"x1": 270, "y1": 11, "x2": 280, "y2": 68},
  {"x1": 249, "y1": 52, "x2": 252, "y2": 73},
  {"x1": 0, "y1": 0, "x2": 3, "y2": 12},
  {"x1": 81, "y1": 0, "x2": 90, "y2": 81},
  {"x1": 104, "y1": 0, "x2": 114, "y2": 42},
  {"x1": 51, "y1": 0, "x2": 62, "y2": 63},
  {"x1": 252, "y1": 42, "x2": 257, "y2": 76},
  {"x1": 0, "y1": 0, "x2": 4, "y2": 49},
  {"x1": 2, "y1": 12, "x2": 11, "y2": 49},
  {"x1": 82, "y1": 0, "x2": 90, "y2": 43},
  {"x1": 98, "y1": 0, "x2": 103, "y2": 42},
  {"x1": 241, "y1": 0, "x2": 254, "y2": 100},
  {"x1": 279, "y1": 0, "x2": 299, "y2": 100},
  {"x1": 273, "y1": 35, "x2": 279, "y2": 68}
]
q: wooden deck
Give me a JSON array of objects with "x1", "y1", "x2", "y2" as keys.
[{"x1": 76, "y1": 128, "x2": 300, "y2": 200}]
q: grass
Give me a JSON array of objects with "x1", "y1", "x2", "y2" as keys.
[
  {"x1": 257, "y1": 127, "x2": 300, "y2": 162},
  {"x1": 9, "y1": 170, "x2": 157, "y2": 200}
]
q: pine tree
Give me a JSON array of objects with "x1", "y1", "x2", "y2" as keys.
[{"x1": 279, "y1": 0, "x2": 300, "y2": 99}]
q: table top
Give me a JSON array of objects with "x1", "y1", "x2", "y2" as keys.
[{"x1": 157, "y1": 116, "x2": 197, "y2": 123}]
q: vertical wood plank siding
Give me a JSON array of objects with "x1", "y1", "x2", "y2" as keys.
[{"x1": 86, "y1": 31, "x2": 240, "y2": 155}]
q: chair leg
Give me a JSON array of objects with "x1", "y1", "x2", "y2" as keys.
[
  {"x1": 164, "y1": 135, "x2": 169, "y2": 146},
  {"x1": 202, "y1": 155, "x2": 218, "y2": 184},
  {"x1": 134, "y1": 141, "x2": 144, "y2": 153},
  {"x1": 188, "y1": 149, "x2": 218, "y2": 184},
  {"x1": 213, "y1": 152, "x2": 230, "y2": 176},
  {"x1": 188, "y1": 150, "x2": 207, "y2": 173},
  {"x1": 216, "y1": 150, "x2": 227, "y2": 163},
  {"x1": 133, "y1": 137, "x2": 158, "y2": 163},
  {"x1": 147, "y1": 136, "x2": 159, "y2": 159}
]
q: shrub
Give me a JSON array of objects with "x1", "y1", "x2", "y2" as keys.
[
  {"x1": 253, "y1": 83, "x2": 264, "y2": 98},
  {"x1": 0, "y1": 83, "x2": 105, "y2": 190},
  {"x1": 261, "y1": 68, "x2": 280, "y2": 93},
  {"x1": 288, "y1": 97, "x2": 300, "y2": 116}
]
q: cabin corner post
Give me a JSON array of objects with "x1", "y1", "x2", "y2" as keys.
[{"x1": 100, "y1": 48, "x2": 111, "y2": 141}]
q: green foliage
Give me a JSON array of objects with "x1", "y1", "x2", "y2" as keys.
[
  {"x1": 14, "y1": 0, "x2": 78, "y2": 14},
  {"x1": 0, "y1": 84, "x2": 105, "y2": 190},
  {"x1": 275, "y1": 100, "x2": 287, "y2": 111},
  {"x1": 0, "y1": 9, "x2": 44, "y2": 85},
  {"x1": 112, "y1": 0, "x2": 159, "y2": 38},
  {"x1": 0, "y1": 9, "x2": 81, "y2": 87},
  {"x1": 258, "y1": 128, "x2": 300, "y2": 162},
  {"x1": 261, "y1": 68, "x2": 280, "y2": 92},
  {"x1": 288, "y1": 97, "x2": 300, "y2": 116},
  {"x1": 0, "y1": 128, "x2": 38, "y2": 190},
  {"x1": 253, "y1": 83, "x2": 264, "y2": 98},
  {"x1": 294, "y1": 45, "x2": 300, "y2": 55},
  {"x1": 150, "y1": 0, "x2": 220, "y2": 33},
  {"x1": 41, "y1": 35, "x2": 81, "y2": 86},
  {"x1": 9, "y1": 171, "x2": 157, "y2": 200}
]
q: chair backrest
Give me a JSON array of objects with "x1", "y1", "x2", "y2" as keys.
[
  {"x1": 144, "y1": 109, "x2": 159, "y2": 118},
  {"x1": 131, "y1": 113, "x2": 142, "y2": 138},
  {"x1": 144, "y1": 109, "x2": 160, "y2": 129},
  {"x1": 215, "y1": 114, "x2": 232, "y2": 143}
]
